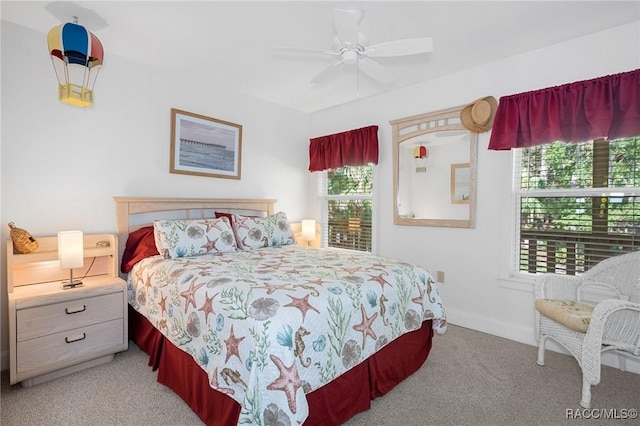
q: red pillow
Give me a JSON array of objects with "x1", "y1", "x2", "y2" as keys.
[
  {"x1": 215, "y1": 212, "x2": 234, "y2": 227},
  {"x1": 121, "y1": 226, "x2": 159, "y2": 273}
]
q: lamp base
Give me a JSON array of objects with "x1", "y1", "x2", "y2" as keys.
[{"x1": 62, "y1": 280, "x2": 84, "y2": 290}]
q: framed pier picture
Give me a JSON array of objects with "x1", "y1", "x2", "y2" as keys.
[{"x1": 170, "y1": 108, "x2": 242, "y2": 180}]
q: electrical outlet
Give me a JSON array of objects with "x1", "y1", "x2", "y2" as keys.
[{"x1": 436, "y1": 270, "x2": 445, "y2": 283}]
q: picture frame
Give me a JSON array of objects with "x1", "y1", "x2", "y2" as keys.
[
  {"x1": 451, "y1": 163, "x2": 471, "y2": 204},
  {"x1": 170, "y1": 108, "x2": 242, "y2": 180}
]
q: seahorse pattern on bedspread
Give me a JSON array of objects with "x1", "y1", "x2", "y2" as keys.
[{"x1": 128, "y1": 244, "x2": 446, "y2": 425}]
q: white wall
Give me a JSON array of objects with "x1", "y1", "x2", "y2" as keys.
[
  {"x1": 310, "y1": 21, "x2": 640, "y2": 370},
  {"x1": 0, "y1": 21, "x2": 313, "y2": 366}
]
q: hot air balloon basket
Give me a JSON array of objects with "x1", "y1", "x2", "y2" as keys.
[{"x1": 59, "y1": 83, "x2": 94, "y2": 108}]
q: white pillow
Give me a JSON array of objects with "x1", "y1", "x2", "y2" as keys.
[
  {"x1": 153, "y1": 217, "x2": 237, "y2": 258},
  {"x1": 232, "y1": 211, "x2": 295, "y2": 250}
]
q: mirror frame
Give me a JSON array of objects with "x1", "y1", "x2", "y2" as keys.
[{"x1": 390, "y1": 105, "x2": 477, "y2": 228}]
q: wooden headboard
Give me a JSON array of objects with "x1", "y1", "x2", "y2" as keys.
[{"x1": 113, "y1": 197, "x2": 277, "y2": 275}]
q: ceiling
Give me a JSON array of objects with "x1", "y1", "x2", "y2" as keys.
[{"x1": 3, "y1": 1, "x2": 640, "y2": 113}]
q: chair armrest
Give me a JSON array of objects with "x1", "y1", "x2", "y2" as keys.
[
  {"x1": 581, "y1": 300, "x2": 640, "y2": 384},
  {"x1": 578, "y1": 281, "x2": 628, "y2": 301},
  {"x1": 534, "y1": 274, "x2": 581, "y2": 301}
]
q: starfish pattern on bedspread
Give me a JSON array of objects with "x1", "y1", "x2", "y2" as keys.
[
  {"x1": 144, "y1": 272, "x2": 154, "y2": 289},
  {"x1": 179, "y1": 278, "x2": 205, "y2": 313},
  {"x1": 127, "y1": 244, "x2": 447, "y2": 425},
  {"x1": 198, "y1": 292, "x2": 218, "y2": 324},
  {"x1": 224, "y1": 324, "x2": 245, "y2": 363},
  {"x1": 284, "y1": 294, "x2": 320, "y2": 321},
  {"x1": 158, "y1": 292, "x2": 168, "y2": 316},
  {"x1": 353, "y1": 303, "x2": 378, "y2": 349},
  {"x1": 253, "y1": 282, "x2": 292, "y2": 294},
  {"x1": 367, "y1": 272, "x2": 392, "y2": 290},
  {"x1": 306, "y1": 278, "x2": 327, "y2": 286},
  {"x1": 266, "y1": 354, "x2": 302, "y2": 414}
]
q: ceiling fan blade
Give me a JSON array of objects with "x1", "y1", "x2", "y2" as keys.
[
  {"x1": 358, "y1": 57, "x2": 396, "y2": 84},
  {"x1": 364, "y1": 38, "x2": 434, "y2": 57},
  {"x1": 311, "y1": 60, "x2": 344, "y2": 83},
  {"x1": 333, "y1": 8, "x2": 360, "y2": 48},
  {"x1": 271, "y1": 46, "x2": 339, "y2": 56}
]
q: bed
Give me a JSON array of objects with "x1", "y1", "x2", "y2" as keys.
[{"x1": 114, "y1": 197, "x2": 446, "y2": 425}]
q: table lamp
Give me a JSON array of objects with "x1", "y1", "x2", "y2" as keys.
[{"x1": 58, "y1": 230, "x2": 84, "y2": 289}]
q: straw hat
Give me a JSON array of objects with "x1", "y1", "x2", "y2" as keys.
[{"x1": 460, "y1": 96, "x2": 498, "y2": 133}]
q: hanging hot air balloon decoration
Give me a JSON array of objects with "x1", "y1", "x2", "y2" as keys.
[
  {"x1": 47, "y1": 17, "x2": 103, "y2": 107},
  {"x1": 413, "y1": 145, "x2": 429, "y2": 173}
]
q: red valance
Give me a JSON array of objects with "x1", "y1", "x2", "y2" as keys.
[
  {"x1": 488, "y1": 69, "x2": 640, "y2": 150},
  {"x1": 309, "y1": 125, "x2": 379, "y2": 172}
]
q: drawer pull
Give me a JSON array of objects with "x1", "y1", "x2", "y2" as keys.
[
  {"x1": 65, "y1": 305, "x2": 86, "y2": 315},
  {"x1": 64, "y1": 333, "x2": 86, "y2": 344}
]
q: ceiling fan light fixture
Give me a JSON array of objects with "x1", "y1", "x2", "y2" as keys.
[{"x1": 342, "y1": 50, "x2": 358, "y2": 65}]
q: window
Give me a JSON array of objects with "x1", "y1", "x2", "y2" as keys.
[
  {"x1": 319, "y1": 165, "x2": 374, "y2": 252},
  {"x1": 514, "y1": 136, "x2": 640, "y2": 275}
]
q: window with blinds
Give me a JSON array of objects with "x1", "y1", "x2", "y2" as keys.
[
  {"x1": 514, "y1": 136, "x2": 640, "y2": 275},
  {"x1": 319, "y1": 165, "x2": 374, "y2": 252}
]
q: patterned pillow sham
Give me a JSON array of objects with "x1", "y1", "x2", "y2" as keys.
[
  {"x1": 153, "y1": 217, "x2": 237, "y2": 258},
  {"x1": 232, "y1": 211, "x2": 295, "y2": 250}
]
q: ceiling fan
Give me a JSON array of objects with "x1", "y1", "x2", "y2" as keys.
[{"x1": 273, "y1": 7, "x2": 433, "y2": 89}]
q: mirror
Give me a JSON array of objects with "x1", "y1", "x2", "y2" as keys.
[{"x1": 390, "y1": 105, "x2": 477, "y2": 228}]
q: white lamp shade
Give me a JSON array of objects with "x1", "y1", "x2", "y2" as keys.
[
  {"x1": 301, "y1": 219, "x2": 316, "y2": 241},
  {"x1": 58, "y1": 231, "x2": 84, "y2": 269}
]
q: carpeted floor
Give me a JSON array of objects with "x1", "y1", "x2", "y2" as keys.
[{"x1": 1, "y1": 324, "x2": 639, "y2": 425}]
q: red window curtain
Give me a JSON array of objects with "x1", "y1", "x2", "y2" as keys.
[
  {"x1": 308, "y1": 125, "x2": 379, "y2": 172},
  {"x1": 488, "y1": 69, "x2": 640, "y2": 150}
]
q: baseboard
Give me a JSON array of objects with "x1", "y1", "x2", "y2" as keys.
[
  {"x1": 445, "y1": 307, "x2": 537, "y2": 345},
  {"x1": 445, "y1": 307, "x2": 640, "y2": 374}
]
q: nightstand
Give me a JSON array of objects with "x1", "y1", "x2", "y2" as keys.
[{"x1": 6, "y1": 233, "x2": 128, "y2": 386}]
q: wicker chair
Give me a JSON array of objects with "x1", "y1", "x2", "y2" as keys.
[{"x1": 534, "y1": 251, "x2": 640, "y2": 408}]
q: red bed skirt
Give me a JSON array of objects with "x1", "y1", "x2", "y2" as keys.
[{"x1": 129, "y1": 307, "x2": 433, "y2": 425}]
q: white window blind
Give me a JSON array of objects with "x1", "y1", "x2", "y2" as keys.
[
  {"x1": 513, "y1": 137, "x2": 640, "y2": 275},
  {"x1": 319, "y1": 165, "x2": 374, "y2": 252}
]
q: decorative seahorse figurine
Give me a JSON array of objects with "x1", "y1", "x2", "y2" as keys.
[
  {"x1": 294, "y1": 326, "x2": 311, "y2": 367},
  {"x1": 379, "y1": 294, "x2": 389, "y2": 325}
]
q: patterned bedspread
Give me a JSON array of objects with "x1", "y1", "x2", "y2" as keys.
[{"x1": 128, "y1": 244, "x2": 446, "y2": 425}]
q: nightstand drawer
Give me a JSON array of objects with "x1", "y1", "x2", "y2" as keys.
[
  {"x1": 16, "y1": 318, "x2": 124, "y2": 374},
  {"x1": 16, "y1": 292, "x2": 123, "y2": 342}
]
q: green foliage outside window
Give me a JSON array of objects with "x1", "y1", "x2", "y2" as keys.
[
  {"x1": 325, "y1": 165, "x2": 373, "y2": 252},
  {"x1": 518, "y1": 137, "x2": 640, "y2": 274}
]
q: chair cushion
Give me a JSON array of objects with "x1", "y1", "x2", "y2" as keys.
[{"x1": 535, "y1": 299, "x2": 595, "y2": 333}]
